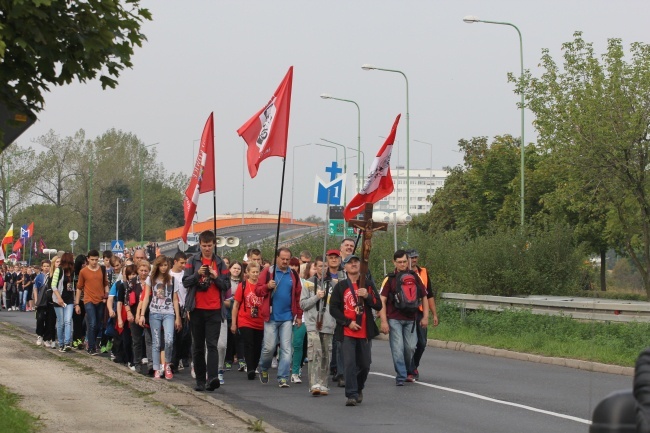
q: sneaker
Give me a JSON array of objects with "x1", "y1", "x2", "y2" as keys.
[
  {"x1": 271, "y1": 357, "x2": 278, "y2": 369},
  {"x1": 413, "y1": 369, "x2": 419, "y2": 381},
  {"x1": 153, "y1": 370, "x2": 162, "y2": 379},
  {"x1": 346, "y1": 398, "x2": 358, "y2": 407},
  {"x1": 105, "y1": 340, "x2": 113, "y2": 352},
  {"x1": 195, "y1": 383, "x2": 205, "y2": 392},
  {"x1": 224, "y1": 361, "x2": 232, "y2": 371},
  {"x1": 337, "y1": 377, "x2": 346, "y2": 388},
  {"x1": 36, "y1": 336, "x2": 43, "y2": 346},
  {"x1": 206, "y1": 377, "x2": 220, "y2": 391},
  {"x1": 91, "y1": 347, "x2": 99, "y2": 356},
  {"x1": 406, "y1": 375, "x2": 415, "y2": 383},
  {"x1": 357, "y1": 391, "x2": 363, "y2": 404},
  {"x1": 310, "y1": 385, "x2": 321, "y2": 396},
  {"x1": 218, "y1": 370, "x2": 224, "y2": 385},
  {"x1": 396, "y1": 380, "x2": 405, "y2": 386},
  {"x1": 86, "y1": 348, "x2": 94, "y2": 356},
  {"x1": 165, "y1": 364, "x2": 173, "y2": 380},
  {"x1": 178, "y1": 360, "x2": 185, "y2": 371},
  {"x1": 259, "y1": 370, "x2": 269, "y2": 384},
  {"x1": 128, "y1": 363, "x2": 136, "y2": 371},
  {"x1": 320, "y1": 386, "x2": 329, "y2": 396},
  {"x1": 278, "y1": 378, "x2": 289, "y2": 388},
  {"x1": 238, "y1": 360, "x2": 246, "y2": 371},
  {"x1": 191, "y1": 362, "x2": 196, "y2": 379},
  {"x1": 58, "y1": 346, "x2": 65, "y2": 353},
  {"x1": 64, "y1": 345, "x2": 72, "y2": 352},
  {"x1": 247, "y1": 371, "x2": 256, "y2": 380},
  {"x1": 291, "y1": 374, "x2": 302, "y2": 383}
]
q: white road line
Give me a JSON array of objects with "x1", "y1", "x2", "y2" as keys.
[{"x1": 369, "y1": 372, "x2": 592, "y2": 425}]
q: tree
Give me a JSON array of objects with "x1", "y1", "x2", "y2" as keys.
[
  {"x1": 519, "y1": 32, "x2": 650, "y2": 296},
  {"x1": 0, "y1": 1, "x2": 152, "y2": 115},
  {"x1": 0, "y1": 143, "x2": 36, "y2": 228}
]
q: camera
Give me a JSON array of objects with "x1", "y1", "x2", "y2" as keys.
[{"x1": 250, "y1": 306, "x2": 259, "y2": 318}]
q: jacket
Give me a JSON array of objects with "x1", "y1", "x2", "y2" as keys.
[
  {"x1": 182, "y1": 253, "x2": 229, "y2": 319},
  {"x1": 254, "y1": 265, "x2": 303, "y2": 323},
  {"x1": 330, "y1": 277, "x2": 382, "y2": 342},
  {"x1": 300, "y1": 275, "x2": 336, "y2": 334}
]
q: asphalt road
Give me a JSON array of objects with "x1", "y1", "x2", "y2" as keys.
[{"x1": 2, "y1": 309, "x2": 630, "y2": 433}]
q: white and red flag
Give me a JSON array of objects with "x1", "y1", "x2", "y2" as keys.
[
  {"x1": 343, "y1": 114, "x2": 401, "y2": 221},
  {"x1": 182, "y1": 113, "x2": 215, "y2": 242},
  {"x1": 237, "y1": 66, "x2": 293, "y2": 178}
]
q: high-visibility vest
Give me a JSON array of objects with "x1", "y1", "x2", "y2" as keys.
[{"x1": 417, "y1": 266, "x2": 429, "y2": 311}]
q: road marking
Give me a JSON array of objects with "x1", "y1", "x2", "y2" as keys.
[{"x1": 369, "y1": 372, "x2": 591, "y2": 425}]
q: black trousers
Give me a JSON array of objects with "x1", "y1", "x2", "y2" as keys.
[
  {"x1": 35, "y1": 306, "x2": 47, "y2": 337},
  {"x1": 412, "y1": 322, "x2": 428, "y2": 372},
  {"x1": 72, "y1": 302, "x2": 86, "y2": 342},
  {"x1": 190, "y1": 308, "x2": 221, "y2": 384},
  {"x1": 171, "y1": 315, "x2": 192, "y2": 367},
  {"x1": 44, "y1": 303, "x2": 57, "y2": 341},
  {"x1": 238, "y1": 326, "x2": 264, "y2": 376},
  {"x1": 131, "y1": 323, "x2": 146, "y2": 369},
  {"x1": 342, "y1": 336, "x2": 372, "y2": 399}
]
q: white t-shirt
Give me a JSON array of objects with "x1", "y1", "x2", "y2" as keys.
[{"x1": 170, "y1": 270, "x2": 185, "y2": 307}]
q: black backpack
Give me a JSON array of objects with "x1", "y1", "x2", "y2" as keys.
[{"x1": 391, "y1": 271, "x2": 422, "y2": 314}]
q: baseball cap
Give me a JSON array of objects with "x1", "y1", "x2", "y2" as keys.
[
  {"x1": 342, "y1": 254, "x2": 360, "y2": 265},
  {"x1": 407, "y1": 249, "x2": 419, "y2": 258},
  {"x1": 326, "y1": 249, "x2": 341, "y2": 257}
]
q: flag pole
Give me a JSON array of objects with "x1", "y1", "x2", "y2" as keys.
[{"x1": 272, "y1": 157, "x2": 288, "y2": 269}]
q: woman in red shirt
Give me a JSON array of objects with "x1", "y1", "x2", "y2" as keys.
[{"x1": 231, "y1": 261, "x2": 264, "y2": 380}]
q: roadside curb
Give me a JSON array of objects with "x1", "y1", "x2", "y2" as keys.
[
  {"x1": 374, "y1": 334, "x2": 634, "y2": 376},
  {"x1": 1, "y1": 322, "x2": 285, "y2": 433}
]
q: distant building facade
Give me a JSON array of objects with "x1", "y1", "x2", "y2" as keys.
[{"x1": 373, "y1": 168, "x2": 448, "y2": 216}]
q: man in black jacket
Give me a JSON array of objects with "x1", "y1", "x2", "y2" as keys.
[{"x1": 329, "y1": 255, "x2": 382, "y2": 407}]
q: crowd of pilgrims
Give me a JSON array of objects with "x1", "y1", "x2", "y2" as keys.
[{"x1": 1, "y1": 230, "x2": 438, "y2": 407}]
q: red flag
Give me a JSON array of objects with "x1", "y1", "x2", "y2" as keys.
[
  {"x1": 27, "y1": 222, "x2": 34, "y2": 238},
  {"x1": 237, "y1": 66, "x2": 293, "y2": 178},
  {"x1": 13, "y1": 238, "x2": 22, "y2": 251},
  {"x1": 343, "y1": 114, "x2": 401, "y2": 221},
  {"x1": 181, "y1": 113, "x2": 215, "y2": 242},
  {"x1": 39, "y1": 238, "x2": 46, "y2": 254}
]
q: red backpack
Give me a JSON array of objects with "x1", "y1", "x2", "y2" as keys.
[{"x1": 391, "y1": 271, "x2": 422, "y2": 314}]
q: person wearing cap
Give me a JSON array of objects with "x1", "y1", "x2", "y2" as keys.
[
  {"x1": 407, "y1": 249, "x2": 438, "y2": 380},
  {"x1": 329, "y1": 254, "x2": 382, "y2": 406},
  {"x1": 325, "y1": 248, "x2": 346, "y2": 386}
]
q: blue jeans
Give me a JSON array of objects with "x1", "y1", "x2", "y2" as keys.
[
  {"x1": 388, "y1": 319, "x2": 418, "y2": 382},
  {"x1": 150, "y1": 313, "x2": 175, "y2": 371},
  {"x1": 259, "y1": 320, "x2": 293, "y2": 381},
  {"x1": 54, "y1": 304, "x2": 74, "y2": 346},
  {"x1": 84, "y1": 302, "x2": 105, "y2": 350},
  {"x1": 20, "y1": 289, "x2": 28, "y2": 311}
]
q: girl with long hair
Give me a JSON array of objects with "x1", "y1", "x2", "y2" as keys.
[
  {"x1": 71, "y1": 254, "x2": 87, "y2": 349},
  {"x1": 139, "y1": 255, "x2": 181, "y2": 379}
]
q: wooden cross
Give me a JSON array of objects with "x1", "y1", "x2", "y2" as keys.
[{"x1": 348, "y1": 203, "x2": 388, "y2": 289}]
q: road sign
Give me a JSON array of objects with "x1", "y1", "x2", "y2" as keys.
[
  {"x1": 68, "y1": 230, "x2": 78, "y2": 241},
  {"x1": 111, "y1": 240, "x2": 124, "y2": 253},
  {"x1": 315, "y1": 175, "x2": 345, "y2": 205},
  {"x1": 328, "y1": 219, "x2": 354, "y2": 236}
]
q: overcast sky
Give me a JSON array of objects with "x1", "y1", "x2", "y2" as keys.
[{"x1": 15, "y1": 0, "x2": 650, "y2": 221}]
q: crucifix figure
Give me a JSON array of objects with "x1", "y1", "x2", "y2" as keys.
[{"x1": 348, "y1": 203, "x2": 388, "y2": 291}]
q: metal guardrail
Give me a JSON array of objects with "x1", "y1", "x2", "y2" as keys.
[{"x1": 442, "y1": 293, "x2": 650, "y2": 323}]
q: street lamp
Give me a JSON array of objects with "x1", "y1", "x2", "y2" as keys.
[
  {"x1": 88, "y1": 144, "x2": 113, "y2": 251},
  {"x1": 138, "y1": 142, "x2": 158, "y2": 245},
  {"x1": 362, "y1": 64, "x2": 411, "y2": 215},
  {"x1": 346, "y1": 147, "x2": 365, "y2": 190},
  {"x1": 463, "y1": 15, "x2": 525, "y2": 227},
  {"x1": 320, "y1": 93, "x2": 362, "y2": 193},
  {"x1": 116, "y1": 197, "x2": 128, "y2": 243}
]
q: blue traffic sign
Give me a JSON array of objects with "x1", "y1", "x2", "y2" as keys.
[
  {"x1": 111, "y1": 240, "x2": 124, "y2": 253},
  {"x1": 315, "y1": 175, "x2": 345, "y2": 206}
]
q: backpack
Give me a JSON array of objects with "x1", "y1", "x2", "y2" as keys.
[{"x1": 391, "y1": 271, "x2": 422, "y2": 314}]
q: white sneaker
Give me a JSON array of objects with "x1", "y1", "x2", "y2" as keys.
[
  {"x1": 271, "y1": 357, "x2": 278, "y2": 369},
  {"x1": 310, "y1": 385, "x2": 321, "y2": 395},
  {"x1": 190, "y1": 362, "x2": 196, "y2": 379},
  {"x1": 36, "y1": 336, "x2": 43, "y2": 346},
  {"x1": 291, "y1": 374, "x2": 302, "y2": 383}
]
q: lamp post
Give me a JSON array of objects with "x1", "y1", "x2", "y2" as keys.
[
  {"x1": 88, "y1": 144, "x2": 112, "y2": 251},
  {"x1": 346, "y1": 147, "x2": 365, "y2": 189},
  {"x1": 320, "y1": 93, "x2": 361, "y2": 193},
  {"x1": 463, "y1": 15, "x2": 525, "y2": 227},
  {"x1": 362, "y1": 64, "x2": 410, "y2": 215},
  {"x1": 292, "y1": 144, "x2": 313, "y2": 224},
  {"x1": 138, "y1": 142, "x2": 158, "y2": 245}
]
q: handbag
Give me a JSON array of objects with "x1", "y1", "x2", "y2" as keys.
[{"x1": 35, "y1": 276, "x2": 51, "y2": 308}]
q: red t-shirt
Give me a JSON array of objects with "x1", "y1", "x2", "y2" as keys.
[
  {"x1": 235, "y1": 280, "x2": 264, "y2": 330},
  {"x1": 343, "y1": 282, "x2": 367, "y2": 339},
  {"x1": 195, "y1": 258, "x2": 221, "y2": 310}
]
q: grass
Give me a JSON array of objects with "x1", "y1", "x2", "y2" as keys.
[
  {"x1": 0, "y1": 385, "x2": 41, "y2": 433},
  {"x1": 430, "y1": 301, "x2": 650, "y2": 367},
  {"x1": 248, "y1": 419, "x2": 265, "y2": 432}
]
